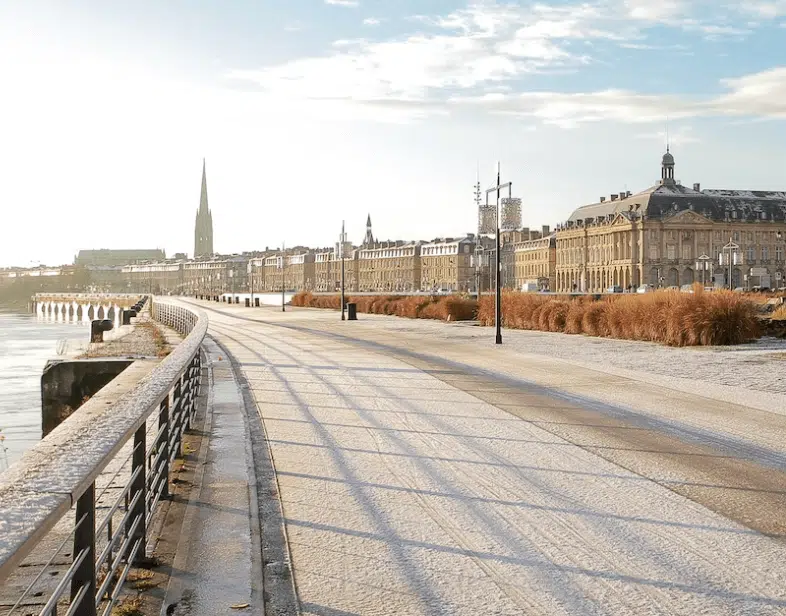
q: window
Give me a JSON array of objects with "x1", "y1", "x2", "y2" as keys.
[
  {"x1": 762, "y1": 246, "x2": 769, "y2": 260},
  {"x1": 747, "y1": 247, "x2": 755, "y2": 262},
  {"x1": 778, "y1": 246, "x2": 784, "y2": 262},
  {"x1": 649, "y1": 246, "x2": 659, "y2": 261},
  {"x1": 667, "y1": 245, "x2": 676, "y2": 260},
  {"x1": 733, "y1": 231, "x2": 740, "y2": 242},
  {"x1": 682, "y1": 244, "x2": 692, "y2": 260}
]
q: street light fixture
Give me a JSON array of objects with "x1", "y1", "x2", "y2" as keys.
[
  {"x1": 339, "y1": 221, "x2": 347, "y2": 321},
  {"x1": 696, "y1": 254, "x2": 712, "y2": 288},
  {"x1": 280, "y1": 242, "x2": 286, "y2": 312},
  {"x1": 485, "y1": 162, "x2": 512, "y2": 345},
  {"x1": 720, "y1": 238, "x2": 740, "y2": 290}
]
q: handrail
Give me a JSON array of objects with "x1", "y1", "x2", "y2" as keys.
[{"x1": 0, "y1": 297, "x2": 207, "y2": 616}]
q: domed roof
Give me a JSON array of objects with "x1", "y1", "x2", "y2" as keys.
[{"x1": 662, "y1": 150, "x2": 674, "y2": 165}]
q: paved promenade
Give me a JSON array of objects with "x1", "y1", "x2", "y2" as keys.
[{"x1": 190, "y1": 299, "x2": 786, "y2": 616}]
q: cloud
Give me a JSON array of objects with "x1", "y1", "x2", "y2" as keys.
[
  {"x1": 448, "y1": 66, "x2": 786, "y2": 126},
  {"x1": 325, "y1": 0, "x2": 359, "y2": 6},
  {"x1": 635, "y1": 126, "x2": 701, "y2": 146},
  {"x1": 710, "y1": 66, "x2": 786, "y2": 118},
  {"x1": 740, "y1": 1, "x2": 786, "y2": 18},
  {"x1": 363, "y1": 17, "x2": 381, "y2": 26},
  {"x1": 227, "y1": 2, "x2": 786, "y2": 125}
]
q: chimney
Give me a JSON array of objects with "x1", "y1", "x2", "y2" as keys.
[
  {"x1": 693, "y1": 183, "x2": 701, "y2": 192},
  {"x1": 600, "y1": 196, "x2": 606, "y2": 203},
  {"x1": 542, "y1": 225, "x2": 550, "y2": 236},
  {"x1": 621, "y1": 189, "x2": 627, "y2": 199},
  {"x1": 610, "y1": 194, "x2": 619, "y2": 201}
]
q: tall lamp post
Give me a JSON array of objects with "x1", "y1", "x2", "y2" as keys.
[
  {"x1": 697, "y1": 254, "x2": 711, "y2": 287},
  {"x1": 485, "y1": 162, "x2": 512, "y2": 345},
  {"x1": 280, "y1": 243, "x2": 286, "y2": 312},
  {"x1": 248, "y1": 260, "x2": 254, "y2": 307},
  {"x1": 720, "y1": 238, "x2": 740, "y2": 290},
  {"x1": 471, "y1": 243, "x2": 483, "y2": 300},
  {"x1": 339, "y1": 221, "x2": 347, "y2": 321}
]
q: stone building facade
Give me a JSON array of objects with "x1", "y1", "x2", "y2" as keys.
[
  {"x1": 357, "y1": 241, "x2": 421, "y2": 292},
  {"x1": 184, "y1": 257, "x2": 248, "y2": 296},
  {"x1": 314, "y1": 249, "x2": 358, "y2": 292},
  {"x1": 555, "y1": 151, "x2": 786, "y2": 292},
  {"x1": 262, "y1": 253, "x2": 315, "y2": 292},
  {"x1": 420, "y1": 237, "x2": 476, "y2": 292},
  {"x1": 514, "y1": 233, "x2": 556, "y2": 291},
  {"x1": 122, "y1": 262, "x2": 183, "y2": 294}
]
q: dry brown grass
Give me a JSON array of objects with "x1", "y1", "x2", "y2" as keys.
[
  {"x1": 111, "y1": 597, "x2": 144, "y2": 616},
  {"x1": 292, "y1": 292, "x2": 478, "y2": 321},
  {"x1": 294, "y1": 290, "x2": 760, "y2": 346},
  {"x1": 772, "y1": 305, "x2": 786, "y2": 321},
  {"x1": 477, "y1": 290, "x2": 760, "y2": 346}
]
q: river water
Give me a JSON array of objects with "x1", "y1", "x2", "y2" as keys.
[{"x1": 0, "y1": 312, "x2": 87, "y2": 472}]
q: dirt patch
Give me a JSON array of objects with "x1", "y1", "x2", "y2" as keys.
[{"x1": 79, "y1": 315, "x2": 172, "y2": 359}]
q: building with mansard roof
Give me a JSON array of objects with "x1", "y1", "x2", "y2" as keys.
[{"x1": 555, "y1": 150, "x2": 786, "y2": 292}]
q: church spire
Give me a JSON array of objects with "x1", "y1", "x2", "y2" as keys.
[
  {"x1": 199, "y1": 158, "x2": 209, "y2": 214},
  {"x1": 194, "y1": 159, "x2": 214, "y2": 258},
  {"x1": 363, "y1": 214, "x2": 375, "y2": 246}
]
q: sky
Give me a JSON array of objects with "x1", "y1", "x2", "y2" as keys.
[{"x1": 0, "y1": 0, "x2": 784, "y2": 267}]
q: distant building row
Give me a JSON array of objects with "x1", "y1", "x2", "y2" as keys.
[{"x1": 31, "y1": 150, "x2": 785, "y2": 296}]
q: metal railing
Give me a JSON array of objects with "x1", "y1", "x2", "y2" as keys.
[{"x1": 0, "y1": 298, "x2": 207, "y2": 616}]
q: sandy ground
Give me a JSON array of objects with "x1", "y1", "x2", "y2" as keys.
[{"x1": 194, "y1": 300, "x2": 786, "y2": 616}]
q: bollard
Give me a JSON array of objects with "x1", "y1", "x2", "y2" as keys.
[
  {"x1": 347, "y1": 302, "x2": 357, "y2": 321},
  {"x1": 90, "y1": 319, "x2": 114, "y2": 343},
  {"x1": 122, "y1": 309, "x2": 137, "y2": 325}
]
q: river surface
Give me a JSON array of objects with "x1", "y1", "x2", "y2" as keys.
[{"x1": 0, "y1": 312, "x2": 87, "y2": 472}]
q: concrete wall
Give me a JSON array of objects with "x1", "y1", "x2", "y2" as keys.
[{"x1": 41, "y1": 359, "x2": 133, "y2": 437}]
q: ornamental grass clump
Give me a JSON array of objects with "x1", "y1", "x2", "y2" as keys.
[
  {"x1": 293, "y1": 290, "x2": 758, "y2": 346},
  {"x1": 477, "y1": 289, "x2": 759, "y2": 346},
  {"x1": 290, "y1": 292, "x2": 478, "y2": 321}
]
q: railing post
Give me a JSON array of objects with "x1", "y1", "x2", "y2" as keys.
[
  {"x1": 174, "y1": 375, "x2": 186, "y2": 459},
  {"x1": 71, "y1": 483, "x2": 97, "y2": 616},
  {"x1": 159, "y1": 396, "x2": 170, "y2": 499},
  {"x1": 129, "y1": 424, "x2": 147, "y2": 563}
]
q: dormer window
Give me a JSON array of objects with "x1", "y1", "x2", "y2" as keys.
[{"x1": 732, "y1": 211, "x2": 737, "y2": 219}]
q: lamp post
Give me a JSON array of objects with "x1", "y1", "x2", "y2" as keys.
[
  {"x1": 485, "y1": 162, "x2": 512, "y2": 345},
  {"x1": 281, "y1": 243, "x2": 286, "y2": 312},
  {"x1": 697, "y1": 254, "x2": 711, "y2": 287},
  {"x1": 248, "y1": 260, "x2": 254, "y2": 307},
  {"x1": 339, "y1": 221, "x2": 347, "y2": 321},
  {"x1": 471, "y1": 243, "x2": 484, "y2": 300},
  {"x1": 720, "y1": 238, "x2": 740, "y2": 290}
]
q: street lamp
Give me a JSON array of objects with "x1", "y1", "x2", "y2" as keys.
[
  {"x1": 720, "y1": 238, "x2": 740, "y2": 290},
  {"x1": 339, "y1": 221, "x2": 347, "y2": 321},
  {"x1": 248, "y1": 260, "x2": 254, "y2": 307},
  {"x1": 696, "y1": 254, "x2": 712, "y2": 288},
  {"x1": 485, "y1": 162, "x2": 512, "y2": 345},
  {"x1": 471, "y1": 243, "x2": 484, "y2": 300},
  {"x1": 280, "y1": 242, "x2": 286, "y2": 312}
]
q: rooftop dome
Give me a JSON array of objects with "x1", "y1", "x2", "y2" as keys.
[{"x1": 662, "y1": 150, "x2": 674, "y2": 165}]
